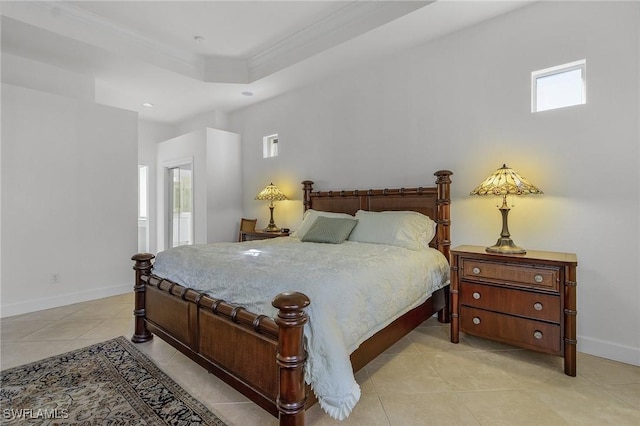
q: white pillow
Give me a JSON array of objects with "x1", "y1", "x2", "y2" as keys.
[
  {"x1": 348, "y1": 210, "x2": 436, "y2": 251},
  {"x1": 291, "y1": 209, "x2": 355, "y2": 239}
]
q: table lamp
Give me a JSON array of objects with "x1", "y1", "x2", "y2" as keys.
[
  {"x1": 470, "y1": 164, "x2": 543, "y2": 254},
  {"x1": 255, "y1": 183, "x2": 288, "y2": 232}
]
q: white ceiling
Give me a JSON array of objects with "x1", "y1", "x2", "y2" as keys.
[{"x1": 1, "y1": 0, "x2": 533, "y2": 124}]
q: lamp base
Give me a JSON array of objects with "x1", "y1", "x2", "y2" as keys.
[
  {"x1": 486, "y1": 237, "x2": 526, "y2": 254},
  {"x1": 264, "y1": 203, "x2": 280, "y2": 232},
  {"x1": 264, "y1": 223, "x2": 281, "y2": 233}
]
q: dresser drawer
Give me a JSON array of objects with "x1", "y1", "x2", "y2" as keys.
[
  {"x1": 461, "y1": 259, "x2": 559, "y2": 291},
  {"x1": 460, "y1": 306, "x2": 561, "y2": 353},
  {"x1": 460, "y1": 282, "x2": 561, "y2": 323}
]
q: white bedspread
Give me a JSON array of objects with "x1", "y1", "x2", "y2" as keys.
[{"x1": 152, "y1": 237, "x2": 449, "y2": 419}]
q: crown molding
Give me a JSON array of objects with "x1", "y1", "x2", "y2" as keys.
[
  {"x1": 247, "y1": 1, "x2": 432, "y2": 82},
  {"x1": 3, "y1": 0, "x2": 206, "y2": 80},
  {"x1": 2, "y1": 0, "x2": 431, "y2": 84}
]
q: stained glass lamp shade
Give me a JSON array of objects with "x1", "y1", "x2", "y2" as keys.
[
  {"x1": 255, "y1": 183, "x2": 288, "y2": 232},
  {"x1": 470, "y1": 164, "x2": 543, "y2": 254}
]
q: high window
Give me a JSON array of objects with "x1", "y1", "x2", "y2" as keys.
[
  {"x1": 532, "y1": 60, "x2": 586, "y2": 113},
  {"x1": 263, "y1": 134, "x2": 279, "y2": 158}
]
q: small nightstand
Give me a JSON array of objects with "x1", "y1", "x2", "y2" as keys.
[
  {"x1": 450, "y1": 245, "x2": 578, "y2": 376},
  {"x1": 239, "y1": 230, "x2": 290, "y2": 242}
]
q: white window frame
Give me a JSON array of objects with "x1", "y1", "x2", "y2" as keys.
[
  {"x1": 138, "y1": 164, "x2": 149, "y2": 220},
  {"x1": 532, "y1": 59, "x2": 586, "y2": 113},
  {"x1": 138, "y1": 164, "x2": 149, "y2": 253},
  {"x1": 263, "y1": 134, "x2": 279, "y2": 158}
]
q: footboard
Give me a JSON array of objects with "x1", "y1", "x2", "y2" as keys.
[{"x1": 131, "y1": 253, "x2": 309, "y2": 425}]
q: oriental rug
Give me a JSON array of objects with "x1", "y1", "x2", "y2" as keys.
[{"x1": 0, "y1": 336, "x2": 227, "y2": 425}]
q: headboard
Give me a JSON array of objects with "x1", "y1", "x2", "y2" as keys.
[{"x1": 301, "y1": 170, "x2": 452, "y2": 260}]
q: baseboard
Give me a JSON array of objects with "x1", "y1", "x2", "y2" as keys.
[
  {"x1": 0, "y1": 283, "x2": 131, "y2": 318},
  {"x1": 578, "y1": 334, "x2": 640, "y2": 367},
  {"x1": 3, "y1": 290, "x2": 639, "y2": 368}
]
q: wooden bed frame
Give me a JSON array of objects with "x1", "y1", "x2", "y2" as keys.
[{"x1": 131, "y1": 170, "x2": 452, "y2": 425}]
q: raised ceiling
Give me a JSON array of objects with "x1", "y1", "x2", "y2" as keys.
[{"x1": 1, "y1": 1, "x2": 533, "y2": 123}]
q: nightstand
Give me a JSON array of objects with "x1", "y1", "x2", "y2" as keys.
[
  {"x1": 450, "y1": 245, "x2": 578, "y2": 376},
  {"x1": 239, "y1": 230, "x2": 290, "y2": 242}
]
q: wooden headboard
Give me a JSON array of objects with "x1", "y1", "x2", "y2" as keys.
[{"x1": 301, "y1": 170, "x2": 453, "y2": 260}]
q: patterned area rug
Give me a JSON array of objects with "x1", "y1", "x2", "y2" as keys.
[{"x1": 0, "y1": 336, "x2": 227, "y2": 425}]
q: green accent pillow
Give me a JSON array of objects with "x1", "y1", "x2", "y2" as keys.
[{"x1": 301, "y1": 216, "x2": 358, "y2": 244}]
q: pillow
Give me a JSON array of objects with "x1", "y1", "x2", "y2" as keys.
[
  {"x1": 301, "y1": 216, "x2": 358, "y2": 244},
  {"x1": 348, "y1": 210, "x2": 436, "y2": 250},
  {"x1": 291, "y1": 209, "x2": 355, "y2": 239}
]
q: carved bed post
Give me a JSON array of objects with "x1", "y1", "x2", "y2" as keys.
[
  {"x1": 131, "y1": 253, "x2": 155, "y2": 343},
  {"x1": 272, "y1": 292, "x2": 311, "y2": 426},
  {"x1": 435, "y1": 170, "x2": 453, "y2": 323},
  {"x1": 434, "y1": 170, "x2": 452, "y2": 259},
  {"x1": 301, "y1": 180, "x2": 314, "y2": 212}
]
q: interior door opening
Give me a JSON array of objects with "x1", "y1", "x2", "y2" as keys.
[
  {"x1": 167, "y1": 163, "x2": 193, "y2": 248},
  {"x1": 138, "y1": 164, "x2": 149, "y2": 252}
]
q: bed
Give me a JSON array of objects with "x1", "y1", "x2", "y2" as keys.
[{"x1": 131, "y1": 170, "x2": 452, "y2": 425}]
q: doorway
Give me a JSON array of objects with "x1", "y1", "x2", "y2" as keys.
[
  {"x1": 138, "y1": 164, "x2": 149, "y2": 252},
  {"x1": 167, "y1": 163, "x2": 193, "y2": 248}
]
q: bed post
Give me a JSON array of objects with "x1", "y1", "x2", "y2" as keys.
[
  {"x1": 272, "y1": 292, "x2": 311, "y2": 426},
  {"x1": 434, "y1": 170, "x2": 452, "y2": 259},
  {"x1": 435, "y1": 170, "x2": 452, "y2": 323},
  {"x1": 302, "y1": 180, "x2": 313, "y2": 212},
  {"x1": 131, "y1": 253, "x2": 155, "y2": 343}
]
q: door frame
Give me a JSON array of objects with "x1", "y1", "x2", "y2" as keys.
[{"x1": 163, "y1": 157, "x2": 194, "y2": 249}]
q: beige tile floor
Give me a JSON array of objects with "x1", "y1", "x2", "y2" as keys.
[{"x1": 1, "y1": 293, "x2": 639, "y2": 425}]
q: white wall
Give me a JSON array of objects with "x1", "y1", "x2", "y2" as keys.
[
  {"x1": 1, "y1": 53, "x2": 94, "y2": 102},
  {"x1": 1, "y1": 83, "x2": 138, "y2": 316},
  {"x1": 156, "y1": 128, "x2": 242, "y2": 251},
  {"x1": 229, "y1": 1, "x2": 640, "y2": 366},
  {"x1": 138, "y1": 120, "x2": 179, "y2": 254},
  {"x1": 175, "y1": 110, "x2": 230, "y2": 136},
  {"x1": 206, "y1": 128, "x2": 243, "y2": 243},
  {"x1": 157, "y1": 129, "x2": 207, "y2": 251}
]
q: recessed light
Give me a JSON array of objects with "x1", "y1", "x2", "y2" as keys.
[
  {"x1": 241, "y1": 91, "x2": 254, "y2": 97},
  {"x1": 142, "y1": 102, "x2": 155, "y2": 108}
]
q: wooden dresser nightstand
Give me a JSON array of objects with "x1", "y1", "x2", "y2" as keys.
[
  {"x1": 239, "y1": 230, "x2": 290, "y2": 242},
  {"x1": 450, "y1": 245, "x2": 578, "y2": 376}
]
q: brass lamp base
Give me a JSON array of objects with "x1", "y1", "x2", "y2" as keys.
[
  {"x1": 264, "y1": 204, "x2": 281, "y2": 232},
  {"x1": 264, "y1": 223, "x2": 281, "y2": 233},
  {"x1": 486, "y1": 237, "x2": 526, "y2": 254},
  {"x1": 485, "y1": 195, "x2": 527, "y2": 254}
]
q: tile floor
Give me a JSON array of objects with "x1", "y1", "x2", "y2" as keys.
[{"x1": 1, "y1": 293, "x2": 639, "y2": 425}]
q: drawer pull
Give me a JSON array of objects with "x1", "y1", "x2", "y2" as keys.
[
  {"x1": 534, "y1": 274, "x2": 544, "y2": 283},
  {"x1": 533, "y1": 330, "x2": 543, "y2": 340},
  {"x1": 472, "y1": 292, "x2": 481, "y2": 300},
  {"x1": 472, "y1": 317, "x2": 481, "y2": 325},
  {"x1": 472, "y1": 267, "x2": 481, "y2": 275},
  {"x1": 533, "y1": 302, "x2": 543, "y2": 311}
]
